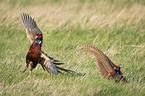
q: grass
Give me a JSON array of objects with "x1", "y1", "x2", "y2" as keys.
[{"x1": 0, "y1": 0, "x2": 145, "y2": 95}]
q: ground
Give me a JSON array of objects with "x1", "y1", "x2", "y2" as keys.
[{"x1": 0, "y1": 0, "x2": 145, "y2": 95}]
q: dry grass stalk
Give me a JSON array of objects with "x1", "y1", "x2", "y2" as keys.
[{"x1": 66, "y1": 25, "x2": 72, "y2": 41}]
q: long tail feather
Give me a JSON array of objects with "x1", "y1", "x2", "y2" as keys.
[
  {"x1": 55, "y1": 66, "x2": 76, "y2": 74},
  {"x1": 53, "y1": 62, "x2": 65, "y2": 65},
  {"x1": 41, "y1": 51, "x2": 64, "y2": 64},
  {"x1": 41, "y1": 53, "x2": 75, "y2": 75},
  {"x1": 57, "y1": 69, "x2": 63, "y2": 74}
]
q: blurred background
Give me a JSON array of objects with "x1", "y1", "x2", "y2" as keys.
[{"x1": 0, "y1": 0, "x2": 145, "y2": 95}]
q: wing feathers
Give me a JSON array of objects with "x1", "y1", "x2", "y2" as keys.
[
  {"x1": 77, "y1": 49, "x2": 113, "y2": 73},
  {"x1": 55, "y1": 66, "x2": 76, "y2": 74},
  {"x1": 21, "y1": 13, "x2": 42, "y2": 43},
  {"x1": 21, "y1": 13, "x2": 38, "y2": 30},
  {"x1": 95, "y1": 58, "x2": 109, "y2": 76},
  {"x1": 78, "y1": 45, "x2": 115, "y2": 70},
  {"x1": 79, "y1": 45, "x2": 116, "y2": 68}
]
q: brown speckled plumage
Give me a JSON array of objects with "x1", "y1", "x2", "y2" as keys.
[{"x1": 77, "y1": 45, "x2": 127, "y2": 82}]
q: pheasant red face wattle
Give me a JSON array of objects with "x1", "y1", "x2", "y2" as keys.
[{"x1": 37, "y1": 34, "x2": 42, "y2": 39}]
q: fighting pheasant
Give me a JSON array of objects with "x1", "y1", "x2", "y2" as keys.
[
  {"x1": 77, "y1": 45, "x2": 127, "y2": 83},
  {"x1": 21, "y1": 13, "x2": 74, "y2": 75}
]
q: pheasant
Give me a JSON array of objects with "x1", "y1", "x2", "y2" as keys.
[
  {"x1": 21, "y1": 34, "x2": 74, "y2": 75},
  {"x1": 77, "y1": 45, "x2": 127, "y2": 83},
  {"x1": 21, "y1": 13, "x2": 74, "y2": 75}
]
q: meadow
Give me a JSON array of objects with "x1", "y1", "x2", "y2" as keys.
[{"x1": 0, "y1": 0, "x2": 145, "y2": 95}]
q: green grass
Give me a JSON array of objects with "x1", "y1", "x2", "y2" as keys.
[{"x1": 0, "y1": 0, "x2": 145, "y2": 95}]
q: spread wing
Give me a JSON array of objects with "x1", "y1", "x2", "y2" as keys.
[
  {"x1": 77, "y1": 45, "x2": 117, "y2": 77},
  {"x1": 79, "y1": 45, "x2": 116, "y2": 68},
  {"x1": 21, "y1": 13, "x2": 42, "y2": 43},
  {"x1": 77, "y1": 45, "x2": 127, "y2": 83},
  {"x1": 41, "y1": 53, "x2": 75, "y2": 75}
]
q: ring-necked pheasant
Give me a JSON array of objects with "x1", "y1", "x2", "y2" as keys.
[
  {"x1": 21, "y1": 34, "x2": 74, "y2": 75},
  {"x1": 21, "y1": 13, "x2": 74, "y2": 75},
  {"x1": 77, "y1": 45, "x2": 127, "y2": 83}
]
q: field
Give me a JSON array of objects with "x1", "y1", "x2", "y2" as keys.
[{"x1": 0, "y1": 0, "x2": 145, "y2": 95}]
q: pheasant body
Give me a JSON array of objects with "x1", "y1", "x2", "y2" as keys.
[
  {"x1": 78, "y1": 45, "x2": 127, "y2": 83},
  {"x1": 21, "y1": 13, "x2": 75, "y2": 75},
  {"x1": 26, "y1": 39, "x2": 42, "y2": 67}
]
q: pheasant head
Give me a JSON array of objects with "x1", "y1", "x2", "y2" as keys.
[{"x1": 35, "y1": 34, "x2": 43, "y2": 45}]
